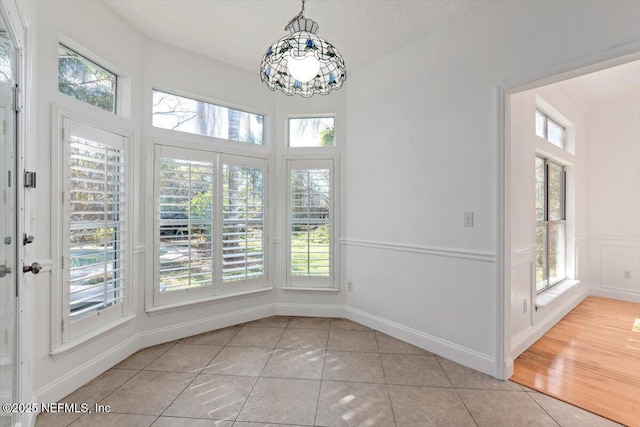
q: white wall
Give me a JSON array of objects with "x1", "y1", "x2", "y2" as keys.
[
  {"x1": 587, "y1": 99, "x2": 640, "y2": 301},
  {"x1": 509, "y1": 85, "x2": 589, "y2": 358},
  {"x1": 345, "y1": 0, "x2": 639, "y2": 377},
  {"x1": 21, "y1": 0, "x2": 349, "y2": 415}
]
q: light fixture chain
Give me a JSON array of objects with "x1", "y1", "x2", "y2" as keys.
[{"x1": 285, "y1": 0, "x2": 306, "y2": 31}]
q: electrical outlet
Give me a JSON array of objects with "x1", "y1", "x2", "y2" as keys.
[
  {"x1": 523, "y1": 299, "x2": 528, "y2": 314},
  {"x1": 348, "y1": 281, "x2": 353, "y2": 292},
  {"x1": 624, "y1": 270, "x2": 631, "y2": 279},
  {"x1": 464, "y1": 212, "x2": 474, "y2": 227}
]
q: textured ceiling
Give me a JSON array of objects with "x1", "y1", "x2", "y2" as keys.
[{"x1": 103, "y1": 0, "x2": 490, "y2": 73}]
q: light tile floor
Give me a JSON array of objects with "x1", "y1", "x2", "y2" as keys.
[{"x1": 35, "y1": 317, "x2": 621, "y2": 427}]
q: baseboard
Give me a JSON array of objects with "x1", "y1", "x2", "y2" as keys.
[
  {"x1": 504, "y1": 357, "x2": 515, "y2": 379},
  {"x1": 32, "y1": 304, "x2": 275, "y2": 413},
  {"x1": 345, "y1": 307, "x2": 496, "y2": 377},
  {"x1": 33, "y1": 333, "x2": 140, "y2": 405},
  {"x1": 510, "y1": 286, "x2": 587, "y2": 360},
  {"x1": 136, "y1": 304, "x2": 274, "y2": 349},
  {"x1": 274, "y1": 303, "x2": 346, "y2": 318},
  {"x1": 589, "y1": 287, "x2": 640, "y2": 303}
]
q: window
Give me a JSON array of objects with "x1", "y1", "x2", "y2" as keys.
[
  {"x1": 287, "y1": 159, "x2": 336, "y2": 287},
  {"x1": 59, "y1": 117, "x2": 129, "y2": 342},
  {"x1": 157, "y1": 149, "x2": 215, "y2": 298},
  {"x1": 535, "y1": 156, "x2": 566, "y2": 292},
  {"x1": 222, "y1": 162, "x2": 265, "y2": 283},
  {"x1": 288, "y1": 117, "x2": 335, "y2": 147},
  {"x1": 58, "y1": 44, "x2": 117, "y2": 113},
  {"x1": 152, "y1": 90, "x2": 264, "y2": 145},
  {"x1": 154, "y1": 146, "x2": 267, "y2": 307},
  {"x1": 535, "y1": 110, "x2": 565, "y2": 149}
]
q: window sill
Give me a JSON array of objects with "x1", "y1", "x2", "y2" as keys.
[
  {"x1": 536, "y1": 279, "x2": 580, "y2": 309},
  {"x1": 146, "y1": 286, "x2": 274, "y2": 315},
  {"x1": 280, "y1": 286, "x2": 340, "y2": 292},
  {"x1": 50, "y1": 313, "x2": 136, "y2": 360}
]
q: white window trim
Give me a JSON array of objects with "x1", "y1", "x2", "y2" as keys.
[
  {"x1": 283, "y1": 155, "x2": 339, "y2": 289},
  {"x1": 535, "y1": 155, "x2": 567, "y2": 294},
  {"x1": 50, "y1": 107, "x2": 134, "y2": 353},
  {"x1": 149, "y1": 142, "x2": 269, "y2": 310}
]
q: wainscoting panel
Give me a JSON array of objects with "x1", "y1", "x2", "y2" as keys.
[{"x1": 589, "y1": 236, "x2": 640, "y2": 302}]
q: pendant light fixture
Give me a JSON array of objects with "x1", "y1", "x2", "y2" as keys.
[{"x1": 260, "y1": 0, "x2": 346, "y2": 97}]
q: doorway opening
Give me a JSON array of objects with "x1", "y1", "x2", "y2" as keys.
[{"x1": 501, "y1": 50, "x2": 640, "y2": 425}]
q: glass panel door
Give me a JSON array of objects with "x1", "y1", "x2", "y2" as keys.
[{"x1": 0, "y1": 14, "x2": 16, "y2": 427}]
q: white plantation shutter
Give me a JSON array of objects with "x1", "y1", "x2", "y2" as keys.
[
  {"x1": 61, "y1": 118, "x2": 129, "y2": 342},
  {"x1": 153, "y1": 147, "x2": 268, "y2": 306},
  {"x1": 287, "y1": 159, "x2": 335, "y2": 287},
  {"x1": 222, "y1": 157, "x2": 266, "y2": 285},
  {"x1": 155, "y1": 146, "x2": 215, "y2": 305}
]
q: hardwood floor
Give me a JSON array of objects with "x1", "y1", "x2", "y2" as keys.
[{"x1": 511, "y1": 296, "x2": 640, "y2": 427}]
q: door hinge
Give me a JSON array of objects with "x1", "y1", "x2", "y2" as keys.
[
  {"x1": 61, "y1": 192, "x2": 65, "y2": 204},
  {"x1": 61, "y1": 127, "x2": 65, "y2": 141},
  {"x1": 24, "y1": 171, "x2": 36, "y2": 188},
  {"x1": 12, "y1": 85, "x2": 20, "y2": 113},
  {"x1": 61, "y1": 319, "x2": 65, "y2": 333},
  {"x1": 61, "y1": 255, "x2": 65, "y2": 270}
]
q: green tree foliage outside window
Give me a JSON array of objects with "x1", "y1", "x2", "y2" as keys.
[{"x1": 58, "y1": 44, "x2": 116, "y2": 113}]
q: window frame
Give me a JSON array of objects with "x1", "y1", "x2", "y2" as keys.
[
  {"x1": 152, "y1": 143, "x2": 269, "y2": 309},
  {"x1": 535, "y1": 155, "x2": 567, "y2": 293},
  {"x1": 58, "y1": 43, "x2": 118, "y2": 114},
  {"x1": 285, "y1": 156, "x2": 338, "y2": 289},
  {"x1": 151, "y1": 89, "x2": 265, "y2": 146},
  {"x1": 51, "y1": 111, "x2": 133, "y2": 351},
  {"x1": 287, "y1": 115, "x2": 336, "y2": 148},
  {"x1": 535, "y1": 109, "x2": 565, "y2": 149}
]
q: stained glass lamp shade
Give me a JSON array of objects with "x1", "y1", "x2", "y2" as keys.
[{"x1": 260, "y1": 16, "x2": 346, "y2": 97}]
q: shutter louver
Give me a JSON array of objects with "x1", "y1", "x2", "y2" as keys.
[
  {"x1": 158, "y1": 157, "x2": 214, "y2": 292},
  {"x1": 222, "y1": 164, "x2": 265, "y2": 282},
  {"x1": 290, "y1": 168, "x2": 331, "y2": 277},
  {"x1": 68, "y1": 137, "x2": 125, "y2": 318}
]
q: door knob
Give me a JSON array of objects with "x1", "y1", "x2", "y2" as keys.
[
  {"x1": 0, "y1": 264, "x2": 11, "y2": 278},
  {"x1": 23, "y1": 262, "x2": 41, "y2": 274}
]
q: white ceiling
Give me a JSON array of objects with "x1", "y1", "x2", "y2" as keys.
[
  {"x1": 103, "y1": 0, "x2": 490, "y2": 73},
  {"x1": 557, "y1": 60, "x2": 640, "y2": 110}
]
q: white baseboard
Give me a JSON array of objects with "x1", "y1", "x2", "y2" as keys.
[
  {"x1": 589, "y1": 287, "x2": 640, "y2": 303},
  {"x1": 136, "y1": 304, "x2": 274, "y2": 349},
  {"x1": 510, "y1": 286, "x2": 587, "y2": 360},
  {"x1": 32, "y1": 304, "x2": 275, "y2": 411},
  {"x1": 345, "y1": 307, "x2": 496, "y2": 377},
  {"x1": 274, "y1": 303, "x2": 345, "y2": 318},
  {"x1": 504, "y1": 357, "x2": 515, "y2": 379}
]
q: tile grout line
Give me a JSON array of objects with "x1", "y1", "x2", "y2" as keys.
[
  {"x1": 312, "y1": 323, "x2": 331, "y2": 426},
  {"x1": 230, "y1": 324, "x2": 286, "y2": 424},
  {"x1": 375, "y1": 330, "x2": 399, "y2": 427},
  {"x1": 525, "y1": 392, "x2": 563, "y2": 427},
  {"x1": 434, "y1": 355, "x2": 479, "y2": 427},
  {"x1": 155, "y1": 341, "x2": 230, "y2": 420}
]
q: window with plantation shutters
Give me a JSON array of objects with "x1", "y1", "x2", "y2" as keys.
[
  {"x1": 153, "y1": 146, "x2": 268, "y2": 307},
  {"x1": 59, "y1": 117, "x2": 130, "y2": 343},
  {"x1": 156, "y1": 147, "x2": 215, "y2": 305},
  {"x1": 287, "y1": 159, "x2": 336, "y2": 288},
  {"x1": 222, "y1": 161, "x2": 265, "y2": 284}
]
